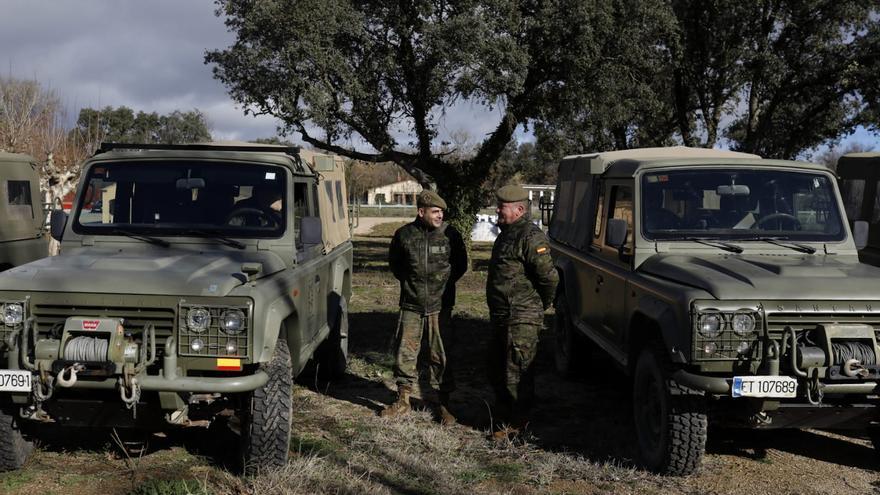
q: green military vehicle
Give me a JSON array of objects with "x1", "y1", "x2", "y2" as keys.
[
  {"x1": 0, "y1": 152, "x2": 49, "y2": 268},
  {"x1": 0, "y1": 143, "x2": 352, "y2": 474},
  {"x1": 547, "y1": 147, "x2": 880, "y2": 475}
]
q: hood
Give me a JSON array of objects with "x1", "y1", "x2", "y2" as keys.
[
  {"x1": 0, "y1": 247, "x2": 287, "y2": 296},
  {"x1": 639, "y1": 253, "x2": 880, "y2": 300}
]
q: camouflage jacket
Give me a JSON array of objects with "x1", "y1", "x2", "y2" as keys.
[
  {"x1": 486, "y1": 216, "x2": 558, "y2": 324},
  {"x1": 389, "y1": 220, "x2": 467, "y2": 315}
]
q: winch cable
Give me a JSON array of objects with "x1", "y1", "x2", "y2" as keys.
[
  {"x1": 63, "y1": 336, "x2": 109, "y2": 362},
  {"x1": 830, "y1": 341, "x2": 877, "y2": 366}
]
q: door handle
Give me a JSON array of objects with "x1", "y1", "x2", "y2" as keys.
[{"x1": 597, "y1": 275, "x2": 604, "y2": 286}]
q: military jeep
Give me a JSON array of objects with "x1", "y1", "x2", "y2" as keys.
[
  {"x1": 0, "y1": 152, "x2": 49, "y2": 269},
  {"x1": 0, "y1": 143, "x2": 352, "y2": 474},
  {"x1": 547, "y1": 146, "x2": 880, "y2": 475}
]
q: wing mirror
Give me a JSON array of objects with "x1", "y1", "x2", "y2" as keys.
[
  {"x1": 605, "y1": 218, "x2": 628, "y2": 248},
  {"x1": 50, "y1": 209, "x2": 68, "y2": 241},
  {"x1": 853, "y1": 220, "x2": 869, "y2": 250}
]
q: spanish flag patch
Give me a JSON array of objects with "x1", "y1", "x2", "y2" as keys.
[{"x1": 536, "y1": 247, "x2": 548, "y2": 254}]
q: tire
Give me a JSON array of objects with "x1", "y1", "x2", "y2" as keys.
[
  {"x1": 632, "y1": 343, "x2": 707, "y2": 475},
  {"x1": 317, "y1": 298, "x2": 350, "y2": 380},
  {"x1": 241, "y1": 338, "x2": 292, "y2": 476},
  {"x1": 0, "y1": 408, "x2": 32, "y2": 472},
  {"x1": 554, "y1": 291, "x2": 585, "y2": 378}
]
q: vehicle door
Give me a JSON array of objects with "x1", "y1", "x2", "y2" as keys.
[
  {"x1": 594, "y1": 181, "x2": 634, "y2": 351},
  {"x1": 293, "y1": 180, "x2": 322, "y2": 342},
  {"x1": 572, "y1": 183, "x2": 605, "y2": 336}
]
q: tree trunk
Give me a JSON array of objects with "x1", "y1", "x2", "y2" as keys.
[{"x1": 437, "y1": 178, "x2": 483, "y2": 255}]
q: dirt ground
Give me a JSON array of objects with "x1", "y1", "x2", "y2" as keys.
[{"x1": 1, "y1": 232, "x2": 878, "y2": 494}]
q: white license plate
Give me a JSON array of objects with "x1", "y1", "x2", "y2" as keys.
[
  {"x1": 0, "y1": 370, "x2": 32, "y2": 393},
  {"x1": 732, "y1": 376, "x2": 797, "y2": 398}
]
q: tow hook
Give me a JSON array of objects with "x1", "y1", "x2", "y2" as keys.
[
  {"x1": 56, "y1": 363, "x2": 85, "y2": 388},
  {"x1": 749, "y1": 411, "x2": 772, "y2": 427},
  {"x1": 842, "y1": 359, "x2": 870, "y2": 378}
]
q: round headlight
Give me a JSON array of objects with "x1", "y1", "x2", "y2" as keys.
[
  {"x1": 220, "y1": 309, "x2": 245, "y2": 335},
  {"x1": 698, "y1": 313, "x2": 723, "y2": 338},
  {"x1": 4, "y1": 303, "x2": 23, "y2": 326},
  {"x1": 190, "y1": 338, "x2": 205, "y2": 352},
  {"x1": 731, "y1": 312, "x2": 756, "y2": 336},
  {"x1": 186, "y1": 307, "x2": 211, "y2": 333}
]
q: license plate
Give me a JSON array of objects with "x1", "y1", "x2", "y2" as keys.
[
  {"x1": 0, "y1": 370, "x2": 31, "y2": 393},
  {"x1": 732, "y1": 376, "x2": 797, "y2": 398}
]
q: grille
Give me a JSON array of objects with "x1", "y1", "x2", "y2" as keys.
[
  {"x1": 177, "y1": 304, "x2": 250, "y2": 358},
  {"x1": 31, "y1": 303, "x2": 175, "y2": 336}
]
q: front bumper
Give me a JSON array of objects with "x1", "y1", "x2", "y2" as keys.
[{"x1": 673, "y1": 369, "x2": 880, "y2": 396}]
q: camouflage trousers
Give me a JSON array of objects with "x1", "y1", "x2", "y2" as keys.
[
  {"x1": 488, "y1": 319, "x2": 541, "y2": 425},
  {"x1": 392, "y1": 308, "x2": 456, "y2": 396}
]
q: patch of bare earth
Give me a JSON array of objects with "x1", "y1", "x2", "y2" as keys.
[{"x1": 2, "y1": 231, "x2": 878, "y2": 494}]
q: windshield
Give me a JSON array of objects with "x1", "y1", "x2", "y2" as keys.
[
  {"x1": 74, "y1": 161, "x2": 287, "y2": 237},
  {"x1": 641, "y1": 169, "x2": 844, "y2": 242}
]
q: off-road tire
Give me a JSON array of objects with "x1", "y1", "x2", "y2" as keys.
[
  {"x1": 241, "y1": 339, "x2": 292, "y2": 475},
  {"x1": 0, "y1": 408, "x2": 32, "y2": 471},
  {"x1": 554, "y1": 291, "x2": 586, "y2": 378},
  {"x1": 633, "y1": 343, "x2": 707, "y2": 476},
  {"x1": 317, "y1": 298, "x2": 350, "y2": 380}
]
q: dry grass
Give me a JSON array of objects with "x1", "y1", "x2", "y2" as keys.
[{"x1": 4, "y1": 236, "x2": 879, "y2": 495}]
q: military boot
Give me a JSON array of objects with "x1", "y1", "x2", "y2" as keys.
[
  {"x1": 437, "y1": 392, "x2": 457, "y2": 426},
  {"x1": 380, "y1": 385, "x2": 412, "y2": 418}
]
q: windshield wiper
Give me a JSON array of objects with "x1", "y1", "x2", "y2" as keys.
[
  {"x1": 746, "y1": 237, "x2": 816, "y2": 254},
  {"x1": 185, "y1": 229, "x2": 246, "y2": 250},
  {"x1": 681, "y1": 237, "x2": 744, "y2": 254},
  {"x1": 110, "y1": 229, "x2": 170, "y2": 248}
]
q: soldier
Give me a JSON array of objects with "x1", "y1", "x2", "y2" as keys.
[
  {"x1": 486, "y1": 184, "x2": 558, "y2": 440},
  {"x1": 382, "y1": 190, "x2": 467, "y2": 424}
]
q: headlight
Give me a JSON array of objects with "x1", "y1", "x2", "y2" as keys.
[
  {"x1": 3, "y1": 303, "x2": 23, "y2": 326},
  {"x1": 219, "y1": 309, "x2": 245, "y2": 335},
  {"x1": 698, "y1": 312, "x2": 723, "y2": 338},
  {"x1": 186, "y1": 307, "x2": 211, "y2": 333},
  {"x1": 731, "y1": 312, "x2": 756, "y2": 336}
]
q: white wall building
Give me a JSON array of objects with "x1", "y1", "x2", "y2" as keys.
[{"x1": 364, "y1": 180, "x2": 423, "y2": 205}]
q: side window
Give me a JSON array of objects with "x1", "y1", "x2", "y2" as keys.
[
  {"x1": 324, "y1": 181, "x2": 336, "y2": 222},
  {"x1": 7, "y1": 180, "x2": 33, "y2": 220},
  {"x1": 293, "y1": 183, "x2": 308, "y2": 248},
  {"x1": 335, "y1": 180, "x2": 345, "y2": 219},
  {"x1": 592, "y1": 183, "x2": 606, "y2": 241},
  {"x1": 600, "y1": 184, "x2": 633, "y2": 264}
]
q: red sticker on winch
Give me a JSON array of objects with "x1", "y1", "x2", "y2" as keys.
[{"x1": 82, "y1": 320, "x2": 100, "y2": 330}]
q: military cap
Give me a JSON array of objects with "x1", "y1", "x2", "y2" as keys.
[
  {"x1": 496, "y1": 184, "x2": 529, "y2": 203},
  {"x1": 417, "y1": 190, "x2": 447, "y2": 209}
]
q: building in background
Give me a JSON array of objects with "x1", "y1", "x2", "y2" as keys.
[{"x1": 363, "y1": 180, "x2": 423, "y2": 205}]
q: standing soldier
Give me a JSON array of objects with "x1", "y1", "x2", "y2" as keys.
[
  {"x1": 382, "y1": 190, "x2": 467, "y2": 424},
  {"x1": 486, "y1": 184, "x2": 558, "y2": 440}
]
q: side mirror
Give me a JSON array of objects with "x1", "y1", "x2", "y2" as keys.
[
  {"x1": 539, "y1": 196, "x2": 554, "y2": 227},
  {"x1": 50, "y1": 209, "x2": 68, "y2": 241},
  {"x1": 605, "y1": 218, "x2": 628, "y2": 248},
  {"x1": 301, "y1": 216, "x2": 323, "y2": 246},
  {"x1": 853, "y1": 220, "x2": 869, "y2": 250}
]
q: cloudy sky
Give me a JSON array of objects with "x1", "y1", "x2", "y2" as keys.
[
  {"x1": 1, "y1": 0, "x2": 875, "y2": 153},
  {"x1": 0, "y1": 0, "x2": 511, "y2": 148}
]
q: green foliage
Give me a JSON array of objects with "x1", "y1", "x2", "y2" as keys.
[
  {"x1": 206, "y1": 0, "x2": 621, "y2": 225},
  {"x1": 74, "y1": 106, "x2": 212, "y2": 145},
  {"x1": 537, "y1": 0, "x2": 880, "y2": 159}
]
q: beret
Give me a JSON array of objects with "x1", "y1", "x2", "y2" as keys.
[
  {"x1": 417, "y1": 190, "x2": 447, "y2": 209},
  {"x1": 496, "y1": 184, "x2": 529, "y2": 203}
]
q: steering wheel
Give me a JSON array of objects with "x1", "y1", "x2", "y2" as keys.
[
  {"x1": 225, "y1": 207, "x2": 280, "y2": 227},
  {"x1": 755, "y1": 212, "x2": 801, "y2": 230}
]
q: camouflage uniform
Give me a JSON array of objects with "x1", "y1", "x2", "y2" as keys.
[
  {"x1": 487, "y1": 196, "x2": 558, "y2": 426},
  {"x1": 387, "y1": 200, "x2": 467, "y2": 401}
]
